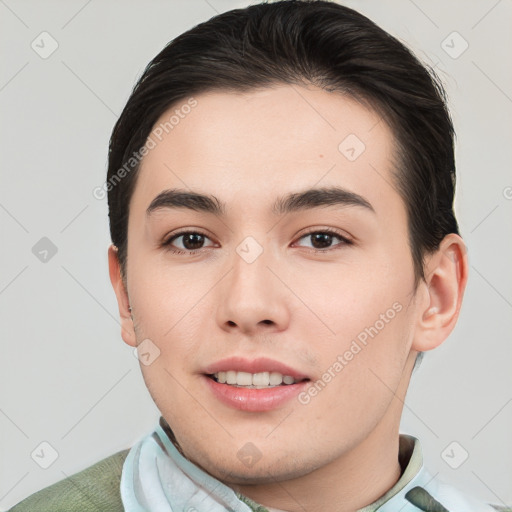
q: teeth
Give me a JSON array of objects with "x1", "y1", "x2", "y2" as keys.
[
  {"x1": 269, "y1": 372, "x2": 283, "y2": 385},
  {"x1": 252, "y1": 371, "x2": 269, "y2": 386},
  {"x1": 212, "y1": 371, "x2": 300, "y2": 387},
  {"x1": 237, "y1": 371, "x2": 253, "y2": 386}
]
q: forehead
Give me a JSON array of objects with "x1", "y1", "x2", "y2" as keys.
[{"x1": 132, "y1": 85, "x2": 402, "y2": 220}]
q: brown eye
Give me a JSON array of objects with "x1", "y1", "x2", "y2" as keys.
[
  {"x1": 310, "y1": 232, "x2": 335, "y2": 249},
  {"x1": 296, "y1": 229, "x2": 352, "y2": 252},
  {"x1": 178, "y1": 233, "x2": 206, "y2": 250},
  {"x1": 162, "y1": 231, "x2": 214, "y2": 254}
]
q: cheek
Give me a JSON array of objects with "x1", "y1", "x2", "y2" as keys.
[
  {"x1": 300, "y1": 261, "x2": 414, "y2": 404},
  {"x1": 301, "y1": 256, "x2": 407, "y2": 342},
  {"x1": 127, "y1": 271, "x2": 204, "y2": 401},
  {"x1": 129, "y1": 258, "x2": 210, "y2": 333},
  {"x1": 297, "y1": 304, "x2": 413, "y2": 444}
]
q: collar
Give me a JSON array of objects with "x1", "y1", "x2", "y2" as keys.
[{"x1": 120, "y1": 416, "x2": 496, "y2": 512}]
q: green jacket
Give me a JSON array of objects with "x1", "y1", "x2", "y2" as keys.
[{"x1": 8, "y1": 449, "x2": 130, "y2": 512}]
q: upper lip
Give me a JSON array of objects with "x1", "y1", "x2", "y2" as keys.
[{"x1": 203, "y1": 356, "x2": 310, "y2": 380}]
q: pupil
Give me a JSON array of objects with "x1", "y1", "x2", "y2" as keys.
[
  {"x1": 183, "y1": 233, "x2": 204, "y2": 250},
  {"x1": 311, "y1": 233, "x2": 332, "y2": 249}
]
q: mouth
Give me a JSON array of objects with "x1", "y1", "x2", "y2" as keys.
[
  {"x1": 207, "y1": 371, "x2": 309, "y2": 389},
  {"x1": 202, "y1": 357, "x2": 311, "y2": 412}
]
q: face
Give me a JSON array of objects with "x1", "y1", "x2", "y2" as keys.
[{"x1": 118, "y1": 85, "x2": 424, "y2": 484}]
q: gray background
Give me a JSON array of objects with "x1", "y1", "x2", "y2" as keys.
[{"x1": 1, "y1": 0, "x2": 511, "y2": 509}]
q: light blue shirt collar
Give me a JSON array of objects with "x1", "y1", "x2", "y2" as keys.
[{"x1": 120, "y1": 418, "x2": 497, "y2": 512}]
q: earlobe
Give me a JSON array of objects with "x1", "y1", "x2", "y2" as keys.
[
  {"x1": 411, "y1": 234, "x2": 468, "y2": 352},
  {"x1": 108, "y1": 245, "x2": 137, "y2": 347}
]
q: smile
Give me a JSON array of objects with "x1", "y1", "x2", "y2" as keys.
[{"x1": 209, "y1": 371, "x2": 304, "y2": 388}]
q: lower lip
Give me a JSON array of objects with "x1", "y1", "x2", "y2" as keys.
[{"x1": 203, "y1": 375, "x2": 309, "y2": 412}]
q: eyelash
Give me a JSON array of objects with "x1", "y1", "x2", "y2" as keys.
[{"x1": 161, "y1": 228, "x2": 353, "y2": 255}]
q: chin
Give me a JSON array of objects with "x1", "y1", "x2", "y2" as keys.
[{"x1": 185, "y1": 443, "x2": 322, "y2": 486}]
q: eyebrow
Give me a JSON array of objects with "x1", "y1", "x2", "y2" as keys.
[{"x1": 146, "y1": 186, "x2": 375, "y2": 218}]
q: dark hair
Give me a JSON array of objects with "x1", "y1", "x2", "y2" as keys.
[{"x1": 107, "y1": 0, "x2": 459, "y2": 290}]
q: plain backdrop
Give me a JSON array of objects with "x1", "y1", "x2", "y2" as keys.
[{"x1": 1, "y1": 0, "x2": 511, "y2": 509}]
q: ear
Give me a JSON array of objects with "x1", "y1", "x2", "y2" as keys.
[
  {"x1": 108, "y1": 244, "x2": 137, "y2": 347},
  {"x1": 411, "y1": 233, "x2": 468, "y2": 352}
]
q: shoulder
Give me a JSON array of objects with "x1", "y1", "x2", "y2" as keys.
[{"x1": 7, "y1": 448, "x2": 130, "y2": 512}]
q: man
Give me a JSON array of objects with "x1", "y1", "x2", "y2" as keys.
[{"x1": 8, "y1": 1, "x2": 510, "y2": 511}]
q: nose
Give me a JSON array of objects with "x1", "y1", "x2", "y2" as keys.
[{"x1": 216, "y1": 242, "x2": 290, "y2": 336}]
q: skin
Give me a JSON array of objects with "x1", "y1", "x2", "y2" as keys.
[{"x1": 108, "y1": 84, "x2": 468, "y2": 512}]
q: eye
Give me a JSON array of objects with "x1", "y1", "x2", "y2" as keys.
[
  {"x1": 294, "y1": 228, "x2": 352, "y2": 252},
  {"x1": 161, "y1": 228, "x2": 352, "y2": 255},
  {"x1": 161, "y1": 230, "x2": 215, "y2": 254}
]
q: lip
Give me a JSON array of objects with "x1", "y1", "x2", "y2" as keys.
[
  {"x1": 203, "y1": 356, "x2": 310, "y2": 381},
  {"x1": 202, "y1": 356, "x2": 310, "y2": 412},
  {"x1": 203, "y1": 375, "x2": 309, "y2": 412}
]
